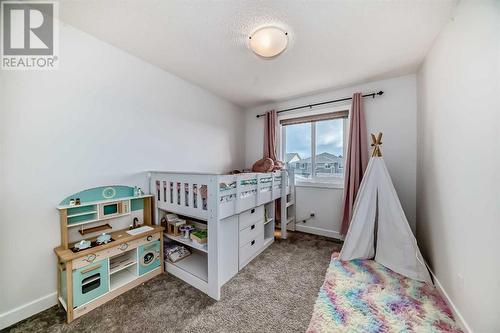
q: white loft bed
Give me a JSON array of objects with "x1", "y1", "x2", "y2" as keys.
[{"x1": 148, "y1": 170, "x2": 295, "y2": 300}]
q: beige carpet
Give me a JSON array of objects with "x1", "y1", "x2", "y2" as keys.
[{"x1": 5, "y1": 232, "x2": 341, "y2": 333}]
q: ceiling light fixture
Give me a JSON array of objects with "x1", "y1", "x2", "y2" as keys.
[{"x1": 249, "y1": 26, "x2": 288, "y2": 58}]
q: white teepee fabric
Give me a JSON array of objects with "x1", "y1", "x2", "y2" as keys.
[{"x1": 339, "y1": 157, "x2": 432, "y2": 283}]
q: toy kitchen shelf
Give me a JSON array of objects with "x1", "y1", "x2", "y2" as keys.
[
  {"x1": 58, "y1": 191, "x2": 155, "y2": 233},
  {"x1": 54, "y1": 185, "x2": 164, "y2": 324}
]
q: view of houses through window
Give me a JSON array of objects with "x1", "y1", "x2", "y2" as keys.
[{"x1": 284, "y1": 118, "x2": 345, "y2": 181}]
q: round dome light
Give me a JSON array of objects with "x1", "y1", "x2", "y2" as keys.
[{"x1": 249, "y1": 26, "x2": 288, "y2": 58}]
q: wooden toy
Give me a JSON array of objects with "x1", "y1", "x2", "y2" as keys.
[
  {"x1": 54, "y1": 185, "x2": 164, "y2": 324},
  {"x1": 190, "y1": 230, "x2": 207, "y2": 244},
  {"x1": 167, "y1": 219, "x2": 185, "y2": 236},
  {"x1": 160, "y1": 216, "x2": 167, "y2": 228}
]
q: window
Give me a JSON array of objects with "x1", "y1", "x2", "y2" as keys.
[
  {"x1": 282, "y1": 111, "x2": 347, "y2": 184},
  {"x1": 284, "y1": 122, "x2": 311, "y2": 178},
  {"x1": 315, "y1": 118, "x2": 344, "y2": 179}
]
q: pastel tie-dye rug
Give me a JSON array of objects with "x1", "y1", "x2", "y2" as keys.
[{"x1": 307, "y1": 255, "x2": 463, "y2": 333}]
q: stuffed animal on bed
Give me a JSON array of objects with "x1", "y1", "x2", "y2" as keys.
[
  {"x1": 252, "y1": 157, "x2": 274, "y2": 172},
  {"x1": 251, "y1": 157, "x2": 284, "y2": 172},
  {"x1": 273, "y1": 160, "x2": 284, "y2": 171}
]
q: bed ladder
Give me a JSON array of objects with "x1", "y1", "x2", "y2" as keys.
[{"x1": 279, "y1": 169, "x2": 295, "y2": 239}]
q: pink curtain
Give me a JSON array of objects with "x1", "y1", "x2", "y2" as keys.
[
  {"x1": 263, "y1": 110, "x2": 282, "y2": 222},
  {"x1": 340, "y1": 93, "x2": 368, "y2": 236},
  {"x1": 263, "y1": 110, "x2": 278, "y2": 161}
]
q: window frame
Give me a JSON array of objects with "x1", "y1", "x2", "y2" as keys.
[{"x1": 279, "y1": 105, "x2": 349, "y2": 188}]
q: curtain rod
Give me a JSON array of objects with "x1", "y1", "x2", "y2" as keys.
[{"x1": 255, "y1": 90, "x2": 384, "y2": 118}]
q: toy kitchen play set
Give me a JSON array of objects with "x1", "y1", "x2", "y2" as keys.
[{"x1": 54, "y1": 186, "x2": 164, "y2": 323}]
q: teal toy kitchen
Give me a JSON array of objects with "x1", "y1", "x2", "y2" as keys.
[{"x1": 54, "y1": 185, "x2": 164, "y2": 323}]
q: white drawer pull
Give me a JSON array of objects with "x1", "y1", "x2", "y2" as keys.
[{"x1": 119, "y1": 243, "x2": 128, "y2": 251}]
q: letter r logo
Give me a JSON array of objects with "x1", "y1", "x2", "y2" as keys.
[{"x1": 2, "y1": 2, "x2": 54, "y2": 55}]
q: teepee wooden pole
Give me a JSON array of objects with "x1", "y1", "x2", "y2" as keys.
[{"x1": 371, "y1": 132, "x2": 383, "y2": 157}]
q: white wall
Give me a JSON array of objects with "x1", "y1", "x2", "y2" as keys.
[
  {"x1": 0, "y1": 23, "x2": 244, "y2": 328},
  {"x1": 245, "y1": 75, "x2": 418, "y2": 237},
  {"x1": 416, "y1": 1, "x2": 500, "y2": 332},
  {"x1": 294, "y1": 186, "x2": 344, "y2": 239}
]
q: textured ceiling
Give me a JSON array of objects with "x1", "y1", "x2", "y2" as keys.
[{"x1": 59, "y1": 0, "x2": 456, "y2": 108}]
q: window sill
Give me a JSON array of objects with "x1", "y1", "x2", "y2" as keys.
[{"x1": 294, "y1": 180, "x2": 344, "y2": 189}]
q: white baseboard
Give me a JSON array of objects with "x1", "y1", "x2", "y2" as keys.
[
  {"x1": 295, "y1": 224, "x2": 343, "y2": 240},
  {"x1": 0, "y1": 292, "x2": 58, "y2": 330},
  {"x1": 426, "y1": 265, "x2": 473, "y2": 333}
]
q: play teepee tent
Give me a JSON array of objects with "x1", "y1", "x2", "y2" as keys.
[{"x1": 339, "y1": 133, "x2": 432, "y2": 284}]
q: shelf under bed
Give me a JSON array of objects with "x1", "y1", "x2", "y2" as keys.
[
  {"x1": 164, "y1": 232, "x2": 208, "y2": 253},
  {"x1": 165, "y1": 251, "x2": 208, "y2": 293}
]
